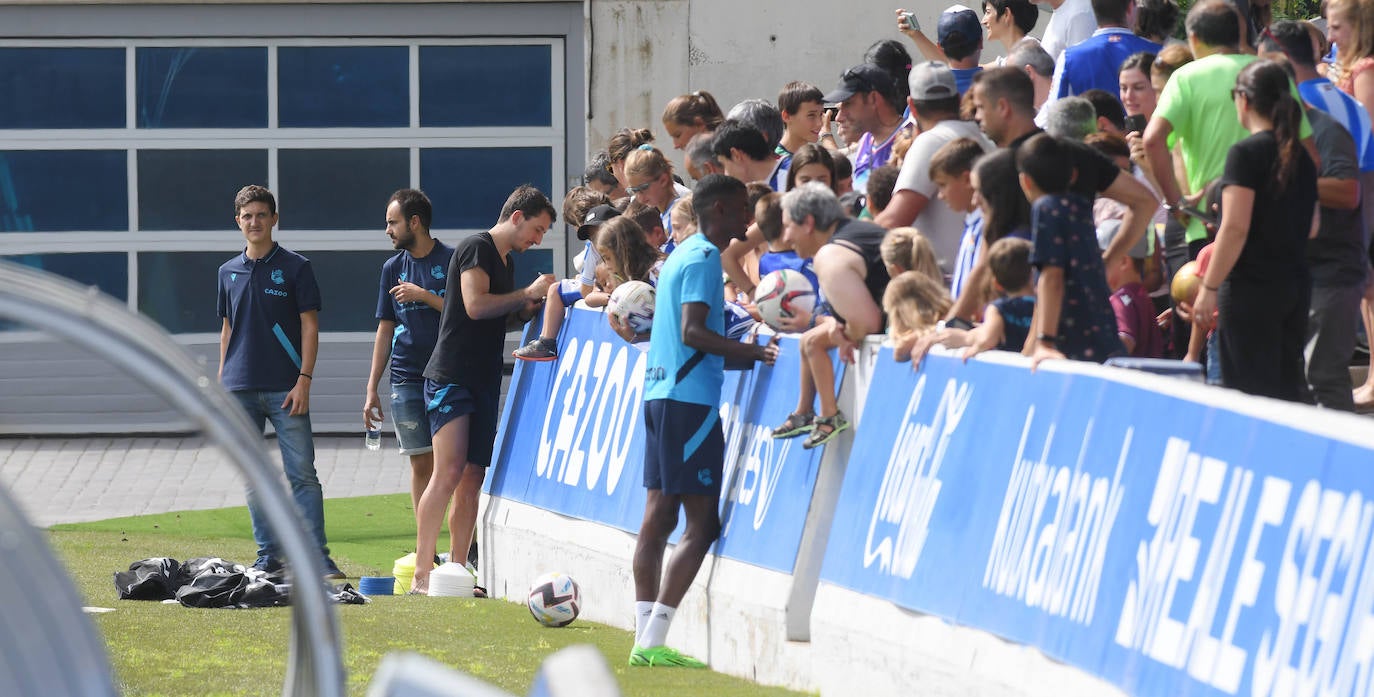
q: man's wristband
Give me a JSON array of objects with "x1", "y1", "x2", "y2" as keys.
[
  {"x1": 298, "y1": 372, "x2": 312, "y2": 380},
  {"x1": 1036, "y1": 333, "x2": 1059, "y2": 345}
]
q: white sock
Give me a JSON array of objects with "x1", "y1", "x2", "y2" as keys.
[
  {"x1": 641, "y1": 602, "x2": 676, "y2": 649},
  {"x1": 634, "y1": 601, "x2": 654, "y2": 645}
]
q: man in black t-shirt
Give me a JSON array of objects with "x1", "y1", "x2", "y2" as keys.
[{"x1": 410, "y1": 185, "x2": 557, "y2": 594}]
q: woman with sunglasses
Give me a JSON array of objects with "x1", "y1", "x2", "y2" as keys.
[
  {"x1": 1191, "y1": 60, "x2": 1318, "y2": 401},
  {"x1": 623, "y1": 146, "x2": 689, "y2": 253}
]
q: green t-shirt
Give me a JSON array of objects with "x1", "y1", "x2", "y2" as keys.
[{"x1": 1155, "y1": 52, "x2": 1312, "y2": 242}]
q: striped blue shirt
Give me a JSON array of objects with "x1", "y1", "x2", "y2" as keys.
[
  {"x1": 950, "y1": 209, "x2": 984, "y2": 299},
  {"x1": 1300, "y1": 77, "x2": 1374, "y2": 172}
]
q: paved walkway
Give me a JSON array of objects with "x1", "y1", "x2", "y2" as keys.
[{"x1": 0, "y1": 436, "x2": 409, "y2": 527}]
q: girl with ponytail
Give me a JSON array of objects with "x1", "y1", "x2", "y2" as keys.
[
  {"x1": 1190, "y1": 59, "x2": 1318, "y2": 401},
  {"x1": 661, "y1": 90, "x2": 724, "y2": 149}
]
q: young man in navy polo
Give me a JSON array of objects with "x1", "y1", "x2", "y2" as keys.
[{"x1": 217, "y1": 184, "x2": 342, "y2": 579}]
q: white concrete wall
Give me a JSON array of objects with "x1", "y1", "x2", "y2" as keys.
[{"x1": 586, "y1": 0, "x2": 1050, "y2": 156}]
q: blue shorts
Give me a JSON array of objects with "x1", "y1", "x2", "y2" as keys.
[
  {"x1": 643, "y1": 399, "x2": 724, "y2": 496},
  {"x1": 557, "y1": 278, "x2": 582, "y2": 307},
  {"x1": 389, "y1": 381, "x2": 432, "y2": 456},
  {"x1": 423, "y1": 380, "x2": 499, "y2": 467}
]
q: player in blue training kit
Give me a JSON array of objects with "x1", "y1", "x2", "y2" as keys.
[
  {"x1": 217, "y1": 184, "x2": 342, "y2": 580},
  {"x1": 364, "y1": 189, "x2": 454, "y2": 514},
  {"x1": 614, "y1": 175, "x2": 779, "y2": 668}
]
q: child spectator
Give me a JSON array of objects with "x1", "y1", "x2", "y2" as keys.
[
  {"x1": 670, "y1": 196, "x2": 697, "y2": 246},
  {"x1": 776, "y1": 82, "x2": 828, "y2": 189},
  {"x1": 784, "y1": 144, "x2": 838, "y2": 192},
  {"x1": 757, "y1": 192, "x2": 819, "y2": 293},
  {"x1": 584, "y1": 150, "x2": 623, "y2": 198},
  {"x1": 596, "y1": 217, "x2": 664, "y2": 291},
  {"x1": 625, "y1": 146, "x2": 685, "y2": 242},
  {"x1": 865, "y1": 164, "x2": 901, "y2": 217},
  {"x1": 928, "y1": 138, "x2": 987, "y2": 300},
  {"x1": 833, "y1": 151, "x2": 855, "y2": 194},
  {"x1": 512, "y1": 191, "x2": 616, "y2": 362},
  {"x1": 607, "y1": 128, "x2": 656, "y2": 191},
  {"x1": 904, "y1": 237, "x2": 1038, "y2": 364},
  {"x1": 1016, "y1": 133, "x2": 1124, "y2": 363},
  {"x1": 879, "y1": 227, "x2": 943, "y2": 283},
  {"x1": 883, "y1": 272, "x2": 953, "y2": 348},
  {"x1": 1098, "y1": 219, "x2": 1165, "y2": 357},
  {"x1": 661, "y1": 90, "x2": 724, "y2": 150}
]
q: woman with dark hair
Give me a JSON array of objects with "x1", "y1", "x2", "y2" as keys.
[
  {"x1": 606, "y1": 128, "x2": 655, "y2": 192},
  {"x1": 784, "y1": 143, "x2": 838, "y2": 192},
  {"x1": 1118, "y1": 52, "x2": 1157, "y2": 123},
  {"x1": 898, "y1": 0, "x2": 1037, "y2": 67},
  {"x1": 1191, "y1": 60, "x2": 1318, "y2": 401},
  {"x1": 660, "y1": 90, "x2": 724, "y2": 150},
  {"x1": 864, "y1": 38, "x2": 914, "y2": 103},
  {"x1": 972, "y1": 149, "x2": 1031, "y2": 245},
  {"x1": 1133, "y1": 0, "x2": 1181, "y2": 45}
]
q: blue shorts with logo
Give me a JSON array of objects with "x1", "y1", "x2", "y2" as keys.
[
  {"x1": 643, "y1": 398, "x2": 724, "y2": 496},
  {"x1": 389, "y1": 381, "x2": 432, "y2": 456},
  {"x1": 423, "y1": 379, "x2": 499, "y2": 467}
]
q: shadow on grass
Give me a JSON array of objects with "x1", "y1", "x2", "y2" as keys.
[{"x1": 48, "y1": 494, "x2": 811, "y2": 697}]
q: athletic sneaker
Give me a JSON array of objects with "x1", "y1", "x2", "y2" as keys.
[
  {"x1": 251, "y1": 555, "x2": 283, "y2": 573},
  {"x1": 803, "y1": 411, "x2": 850, "y2": 450},
  {"x1": 513, "y1": 339, "x2": 558, "y2": 361},
  {"x1": 628, "y1": 645, "x2": 707, "y2": 668}
]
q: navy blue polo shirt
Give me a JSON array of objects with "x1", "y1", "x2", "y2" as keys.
[
  {"x1": 217, "y1": 244, "x2": 322, "y2": 392},
  {"x1": 375, "y1": 241, "x2": 453, "y2": 384}
]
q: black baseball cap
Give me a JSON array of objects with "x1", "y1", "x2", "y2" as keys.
[
  {"x1": 823, "y1": 63, "x2": 894, "y2": 106},
  {"x1": 577, "y1": 204, "x2": 621, "y2": 241}
]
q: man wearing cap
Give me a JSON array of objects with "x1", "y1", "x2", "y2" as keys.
[
  {"x1": 1047, "y1": 0, "x2": 1161, "y2": 102},
  {"x1": 938, "y1": 5, "x2": 985, "y2": 95},
  {"x1": 825, "y1": 63, "x2": 908, "y2": 192},
  {"x1": 513, "y1": 194, "x2": 618, "y2": 362},
  {"x1": 365, "y1": 189, "x2": 454, "y2": 515},
  {"x1": 876, "y1": 61, "x2": 993, "y2": 274}
]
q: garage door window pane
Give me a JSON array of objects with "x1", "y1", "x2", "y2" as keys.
[
  {"x1": 137, "y1": 47, "x2": 268, "y2": 128},
  {"x1": 137, "y1": 251, "x2": 227, "y2": 334},
  {"x1": 420, "y1": 45, "x2": 551, "y2": 127},
  {"x1": 278, "y1": 47, "x2": 409, "y2": 127},
  {"x1": 420, "y1": 148, "x2": 552, "y2": 229},
  {"x1": 2, "y1": 252, "x2": 128, "y2": 331},
  {"x1": 278, "y1": 149, "x2": 409, "y2": 230},
  {"x1": 0, "y1": 48, "x2": 125, "y2": 129},
  {"x1": 137, "y1": 150, "x2": 268, "y2": 231},
  {"x1": 0, "y1": 151, "x2": 127, "y2": 232},
  {"x1": 299, "y1": 250, "x2": 393, "y2": 332}
]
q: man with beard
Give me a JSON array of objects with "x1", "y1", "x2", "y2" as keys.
[{"x1": 364, "y1": 189, "x2": 454, "y2": 516}]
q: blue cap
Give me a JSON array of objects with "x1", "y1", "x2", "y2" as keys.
[{"x1": 938, "y1": 4, "x2": 982, "y2": 52}]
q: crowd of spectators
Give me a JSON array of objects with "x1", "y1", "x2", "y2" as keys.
[{"x1": 525, "y1": 0, "x2": 1374, "y2": 444}]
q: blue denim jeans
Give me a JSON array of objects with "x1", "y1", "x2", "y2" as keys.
[{"x1": 232, "y1": 390, "x2": 329, "y2": 561}]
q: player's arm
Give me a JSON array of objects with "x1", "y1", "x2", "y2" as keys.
[
  {"x1": 364, "y1": 319, "x2": 395, "y2": 429},
  {"x1": 282, "y1": 310, "x2": 318, "y2": 416},
  {"x1": 218, "y1": 318, "x2": 230, "y2": 381},
  {"x1": 681, "y1": 302, "x2": 777, "y2": 366},
  {"x1": 462, "y1": 266, "x2": 553, "y2": 321}
]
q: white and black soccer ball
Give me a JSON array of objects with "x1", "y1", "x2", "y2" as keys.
[
  {"x1": 527, "y1": 572, "x2": 582, "y2": 628},
  {"x1": 608, "y1": 280, "x2": 655, "y2": 334},
  {"x1": 754, "y1": 269, "x2": 816, "y2": 331}
]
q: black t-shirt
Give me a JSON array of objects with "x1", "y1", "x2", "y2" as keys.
[
  {"x1": 423, "y1": 232, "x2": 514, "y2": 391},
  {"x1": 1008, "y1": 129, "x2": 1120, "y2": 199},
  {"x1": 1219, "y1": 130, "x2": 1318, "y2": 285},
  {"x1": 828, "y1": 218, "x2": 891, "y2": 326},
  {"x1": 1304, "y1": 108, "x2": 1367, "y2": 288}
]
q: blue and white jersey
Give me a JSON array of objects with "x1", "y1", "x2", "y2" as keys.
[
  {"x1": 950, "y1": 209, "x2": 984, "y2": 299},
  {"x1": 1300, "y1": 77, "x2": 1374, "y2": 172},
  {"x1": 645, "y1": 232, "x2": 724, "y2": 407},
  {"x1": 375, "y1": 241, "x2": 453, "y2": 384},
  {"x1": 217, "y1": 244, "x2": 322, "y2": 392},
  {"x1": 758, "y1": 249, "x2": 818, "y2": 294}
]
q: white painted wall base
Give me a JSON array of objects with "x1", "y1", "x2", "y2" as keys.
[
  {"x1": 481, "y1": 495, "x2": 815, "y2": 692},
  {"x1": 810, "y1": 582, "x2": 1127, "y2": 697}
]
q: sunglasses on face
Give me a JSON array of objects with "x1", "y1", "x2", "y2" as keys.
[{"x1": 627, "y1": 176, "x2": 658, "y2": 194}]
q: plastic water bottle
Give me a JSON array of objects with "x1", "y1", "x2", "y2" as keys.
[{"x1": 364, "y1": 428, "x2": 381, "y2": 451}]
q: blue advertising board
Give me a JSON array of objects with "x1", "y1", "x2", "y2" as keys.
[
  {"x1": 489, "y1": 307, "x2": 840, "y2": 574},
  {"x1": 821, "y1": 347, "x2": 1374, "y2": 697}
]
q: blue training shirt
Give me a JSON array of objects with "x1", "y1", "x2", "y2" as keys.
[
  {"x1": 758, "y1": 249, "x2": 818, "y2": 293},
  {"x1": 217, "y1": 243, "x2": 322, "y2": 392},
  {"x1": 375, "y1": 240, "x2": 454, "y2": 384},
  {"x1": 645, "y1": 232, "x2": 725, "y2": 407}
]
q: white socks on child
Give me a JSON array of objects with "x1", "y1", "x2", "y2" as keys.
[
  {"x1": 634, "y1": 601, "x2": 654, "y2": 645},
  {"x1": 640, "y1": 602, "x2": 676, "y2": 649}
]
